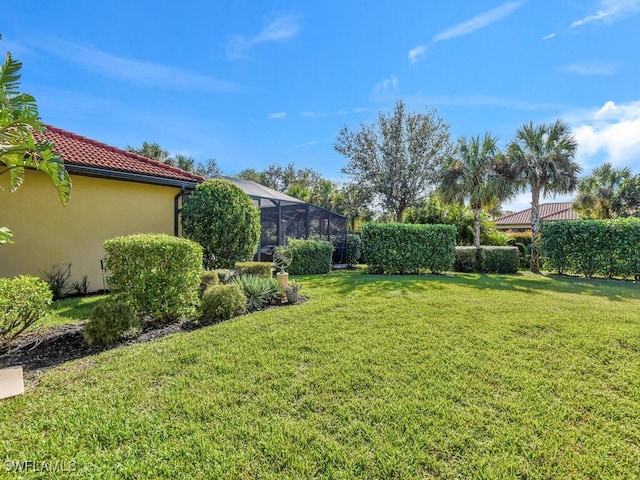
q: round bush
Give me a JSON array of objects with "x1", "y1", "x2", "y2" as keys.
[
  {"x1": 346, "y1": 233, "x2": 362, "y2": 266},
  {"x1": 200, "y1": 284, "x2": 247, "y2": 322},
  {"x1": 181, "y1": 179, "x2": 261, "y2": 269},
  {"x1": 1, "y1": 275, "x2": 52, "y2": 348},
  {"x1": 199, "y1": 270, "x2": 219, "y2": 298},
  {"x1": 83, "y1": 298, "x2": 141, "y2": 346}
]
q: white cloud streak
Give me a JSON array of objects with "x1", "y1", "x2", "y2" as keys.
[
  {"x1": 559, "y1": 61, "x2": 621, "y2": 76},
  {"x1": 267, "y1": 112, "x2": 287, "y2": 119},
  {"x1": 34, "y1": 38, "x2": 240, "y2": 93},
  {"x1": 408, "y1": 2, "x2": 523, "y2": 64},
  {"x1": 542, "y1": 33, "x2": 556, "y2": 40},
  {"x1": 570, "y1": 0, "x2": 640, "y2": 28},
  {"x1": 371, "y1": 76, "x2": 399, "y2": 101},
  {"x1": 433, "y1": 2, "x2": 523, "y2": 42},
  {"x1": 227, "y1": 14, "x2": 302, "y2": 60}
]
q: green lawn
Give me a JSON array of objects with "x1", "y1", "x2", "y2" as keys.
[
  {"x1": 2, "y1": 271, "x2": 640, "y2": 478},
  {"x1": 39, "y1": 294, "x2": 108, "y2": 329}
]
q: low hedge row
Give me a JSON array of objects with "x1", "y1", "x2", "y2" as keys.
[
  {"x1": 541, "y1": 219, "x2": 640, "y2": 279},
  {"x1": 276, "y1": 239, "x2": 333, "y2": 275},
  {"x1": 454, "y1": 247, "x2": 520, "y2": 274},
  {"x1": 361, "y1": 223, "x2": 456, "y2": 274},
  {"x1": 234, "y1": 261, "x2": 273, "y2": 278},
  {"x1": 1, "y1": 275, "x2": 52, "y2": 347}
]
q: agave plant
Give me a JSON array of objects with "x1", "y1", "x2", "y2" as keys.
[{"x1": 232, "y1": 274, "x2": 283, "y2": 311}]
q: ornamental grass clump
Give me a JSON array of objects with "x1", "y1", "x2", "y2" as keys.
[{"x1": 232, "y1": 274, "x2": 283, "y2": 311}]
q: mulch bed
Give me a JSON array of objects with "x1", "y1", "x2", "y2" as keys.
[{"x1": 0, "y1": 296, "x2": 307, "y2": 387}]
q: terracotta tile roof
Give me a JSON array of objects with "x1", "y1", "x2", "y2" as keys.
[
  {"x1": 496, "y1": 202, "x2": 581, "y2": 226},
  {"x1": 39, "y1": 125, "x2": 205, "y2": 184}
]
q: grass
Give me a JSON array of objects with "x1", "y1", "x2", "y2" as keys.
[
  {"x1": 2, "y1": 271, "x2": 640, "y2": 478},
  {"x1": 38, "y1": 294, "x2": 108, "y2": 329}
]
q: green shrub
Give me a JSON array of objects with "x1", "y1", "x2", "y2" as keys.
[
  {"x1": 214, "y1": 269, "x2": 233, "y2": 284},
  {"x1": 361, "y1": 223, "x2": 456, "y2": 274},
  {"x1": 182, "y1": 179, "x2": 261, "y2": 269},
  {"x1": 104, "y1": 234, "x2": 202, "y2": 322},
  {"x1": 234, "y1": 261, "x2": 273, "y2": 278},
  {"x1": 346, "y1": 233, "x2": 362, "y2": 266},
  {"x1": 83, "y1": 298, "x2": 141, "y2": 346},
  {"x1": 541, "y1": 219, "x2": 640, "y2": 279},
  {"x1": 199, "y1": 271, "x2": 219, "y2": 298},
  {"x1": 233, "y1": 274, "x2": 283, "y2": 311},
  {"x1": 454, "y1": 247, "x2": 479, "y2": 273},
  {"x1": 479, "y1": 247, "x2": 520, "y2": 274},
  {"x1": 200, "y1": 284, "x2": 247, "y2": 322},
  {"x1": 276, "y1": 239, "x2": 334, "y2": 275},
  {"x1": 0, "y1": 275, "x2": 52, "y2": 348}
]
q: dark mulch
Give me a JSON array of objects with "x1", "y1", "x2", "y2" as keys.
[{"x1": 0, "y1": 296, "x2": 307, "y2": 387}]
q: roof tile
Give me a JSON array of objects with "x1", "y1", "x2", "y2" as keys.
[
  {"x1": 496, "y1": 202, "x2": 581, "y2": 226},
  {"x1": 39, "y1": 125, "x2": 204, "y2": 184}
]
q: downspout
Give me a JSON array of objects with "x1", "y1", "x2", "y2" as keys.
[{"x1": 174, "y1": 186, "x2": 185, "y2": 236}]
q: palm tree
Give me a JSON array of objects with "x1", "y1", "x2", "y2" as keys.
[
  {"x1": 440, "y1": 134, "x2": 514, "y2": 247},
  {"x1": 508, "y1": 120, "x2": 581, "y2": 273},
  {"x1": 573, "y1": 162, "x2": 631, "y2": 219}
]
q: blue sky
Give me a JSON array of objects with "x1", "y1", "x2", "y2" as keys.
[{"x1": 3, "y1": 0, "x2": 639, "y2": 211}]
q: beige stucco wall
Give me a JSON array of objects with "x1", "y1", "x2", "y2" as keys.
[{"x1": 0, "y1": 170, "x2": 181, "y2": 292}]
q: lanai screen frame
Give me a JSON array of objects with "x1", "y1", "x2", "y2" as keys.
[{"x1": 225, "y1": 177, "x2": 347, "y2": 263}]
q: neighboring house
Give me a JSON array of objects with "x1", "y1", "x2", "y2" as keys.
[
  {"x1": 0, "y1": 126, "x2": 203, "y2": 292},
  {"x1": 495, "y1": 202, "x2": 581, "y2": 231}
]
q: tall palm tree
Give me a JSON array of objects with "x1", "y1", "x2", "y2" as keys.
[
  {"x1": 573, "y1": 162, "x2": 631, "y2": 219},
  {"x1": 508, "y1": 120, "x2": 581, "y2": 273},
  {"x1": 441, "y1": 134, "x2": 514, "y2": 247}
]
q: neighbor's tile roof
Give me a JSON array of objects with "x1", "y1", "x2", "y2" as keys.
[
  {"x1": 495, "y1": 202, "x2": 580, "y2": 226},
  {"x1": 40, "y1": 125, "x2": 204, "y2": 184}
]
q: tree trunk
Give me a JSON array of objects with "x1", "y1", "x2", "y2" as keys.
[
  {"x1": 396, "y1": 208, "x2": 404, "y2": 223},
  {"x1": 473, "y1": 208, "x2": 481, "y2": 248},
  {"x1": 530, "y1": 186, "x2": 541, "y2": 274}
]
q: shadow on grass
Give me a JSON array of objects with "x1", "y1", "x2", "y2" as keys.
[{"x1": 312, "y1": 269, "x2": 639, "y2": 302}]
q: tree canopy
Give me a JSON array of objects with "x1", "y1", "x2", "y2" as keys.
[
  {"x1": 507, "y1": 119, "x2": 580, "y2": 272},
  {"x1": 440, "y1": 134, "x2": 514, "y2": 247},
  {"x1": 573, "y1": 162, "x2": 632, "y2": 219},
  {"x1": 335, "y1": 99, "x2": 452, "y2": 222},
  {"x1": 126, "y1": 141, "x2": 221, "y2": 178}
]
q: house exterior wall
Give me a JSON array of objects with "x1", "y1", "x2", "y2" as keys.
[{"x1": 0, "y1": 170, "x2": 180, "y2": 292}]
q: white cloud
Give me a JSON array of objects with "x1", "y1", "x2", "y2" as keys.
[
  {"x1": 267, "y1": 112, "x2": 287, "y2": 119},
  {"x1": 408, "y1": 45, "x2": 427, "y2": 65},
  {"x1": 542, "y1": 32, "x2": 556, "y2": 40},
  {"x1": 559, "y1": 61, "x2": 621, "y2": 76},
  {"x1": 34, "y1": 38, "x2": 240, "y2": 93},
  {"x1": 371, "y1": 76, "x2": 399, "y2": 101},
  {"x1": 291, "y1": 140, "x2": 318, "y2": 149},
  {"x1": 301, "y1": 109, "x2": 353, "y2": 118},
  {"x1": 568, "y1": 100, "x2": 640, "y2": 170},
  {"x1": 433, "y1": 2, "x2": 523, "y2": 42},
  {"x1": 408, "y1": 2, "x2": 523, "y2": 64},
  {"x1": 227, "y1": 14, "x2": 303, "y2": 60},
  {"x1": 570, "y1": 0, "x2": 640, "y2": 28}
]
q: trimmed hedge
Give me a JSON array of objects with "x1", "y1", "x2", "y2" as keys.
[
  {"x1": 199, "y1": 271, "x2": 219, "y2": 298},
  {"x1": 346, "y1": 233, "x2": 362, "y2": 266},
  {"x1": 541, "y1": 219, "x2": 640, "y2": 279},
  {"x1": 200, "y1": 284, "x2": 247, "y2": 322},
  {"x1": 479, "y1": 247, "x2": 520, "y2": 274},
  {"x1": 454, "y1": 247, "x2": 519, "y2": 274},
  {"x1": 234, "y1": 261, "x2": 273, "y2": 278},
  {"x1": 1, "y1": 275, "x2": 52, "y2": 348},
  {"x1": 181, "y1": 179, "x2": 260, "y2": 269},
  {"x1": 454, "y1": 247, "x2": 478, "y2": 273},
  {"x1": 104, "y1": 234, "x2": 203, "y2": 322},
  {"x1": 361, "y1": 223, "x2": 456, "y2": 274},
  {"x1": 276, "y1": 239, "x2": 334, "y2": 275}
]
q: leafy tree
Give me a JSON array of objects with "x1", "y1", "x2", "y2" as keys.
[
  {"x1": 440, "y1": 134, "x2": 514, "y2": 247},
  {"x1": 285, "y1": 183, "x2": 311, "y2": 202},
  {"x1": 195, "y1": 157, "x2": 222, "y2": 178},
  {"x1": 336, "y1": 99, "x2": 452, "y2": 222},
  {"x1": 181, "y1": 178, "x2": 260, "y2": 269},
  {"x1": 237, "y1": 162, "x2": 323, "y2": 194},
  {"x1": 0, "y1": 36, "x2": 71, "y2": 247},
  {"x1": 127, "y1": 141, "x2": 171, "y2": 163},
  {"x1": 573, "y1": 162, "x2": 631, "y2": 219},
  {"x1": 612, "y1": 173, "x2": 640, "y2": 217},
  {"x1": 310, "y1": 179, "x2": 336, "y2": 210},
  {"x1": 332, "y1": 182, "x2": 374, "y2": 231},
  {"x1": 507, "y1": 120, "x2": 581, "y2": 273}
]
